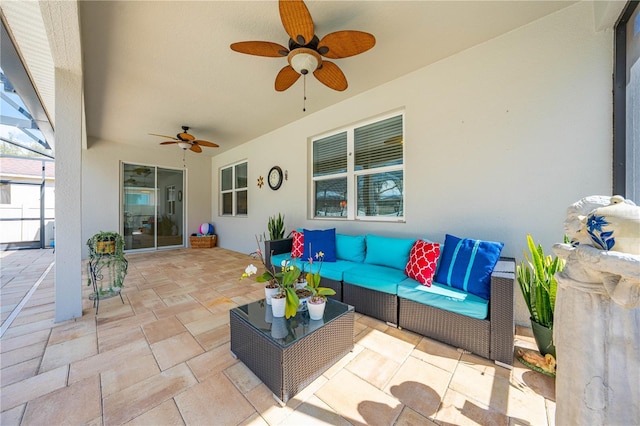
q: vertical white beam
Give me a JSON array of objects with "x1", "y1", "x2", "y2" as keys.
[{"x1": 54, "y1": 67, "x2": 83, "y2": 322}]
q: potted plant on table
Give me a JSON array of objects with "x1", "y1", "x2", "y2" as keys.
[
  {"x1": 241, "y1": 236, "x2": 301, "y2": 319},
  {"x1": 305, "y1": 252, "x2": 336, "y2": 320},
  {"x1": 516, "y1": 234, "x2": 565, "y2": 361}
]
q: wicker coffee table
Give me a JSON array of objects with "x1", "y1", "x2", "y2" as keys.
[{"x1": 229, "y1": 298, "x2": 354, "y2": 405}]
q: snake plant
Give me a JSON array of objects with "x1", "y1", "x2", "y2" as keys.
[
  {"x1": 267, "y1": 213, "x2": 286, "y2": 240},
  {"x1": 516, "y1": 234, "x2": 565, "y2": 329}
]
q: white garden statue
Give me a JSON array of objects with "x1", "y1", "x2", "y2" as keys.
[{"x1": 553, "y1": 195, "x2": 639, "y2": 425}]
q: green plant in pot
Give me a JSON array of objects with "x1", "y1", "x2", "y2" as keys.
[
  {"x1": 86, "y1": 231, "x2": 128, "y2": 298},
  {"x1": 241, "y1": 236, "x2": 301, "y2": 319},
  {"x1": 267, "y1": 213, "x2": 286, "y2": 240},
  {"x1": 245, "y1": 259, "x2": 301, "y2": 319},
  {"x1": 516, "y1": 234, "x2": 565, "y2": 359},
  {"x1": 305, "y1": 252, "x2": 336, "y2": 320},
  {"x1": 263, "y1": 213, "x2": 293, "y2": 272}
]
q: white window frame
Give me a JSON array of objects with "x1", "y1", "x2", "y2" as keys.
[
  {"x1": 220, "y1": 160, "x2": 248, "y2": 216},
  {"x1": 310, "y1": 111, "x2": 405, "y2": 222}
]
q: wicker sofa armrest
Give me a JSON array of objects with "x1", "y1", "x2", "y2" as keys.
[
  {"x1": 264, "y1": 238, "x2": 293, "y2": 272},
  {"x1": 489, "y1": 257, "x2": 516, "y2": 365}
]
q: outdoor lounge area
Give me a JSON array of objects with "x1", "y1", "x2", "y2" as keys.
[
  {"x1": 1, "y1": 248, "x2": 556, "y2": 425},
  {"x1": 1, "y1": 0, "x2": 638, "y2": 425}
]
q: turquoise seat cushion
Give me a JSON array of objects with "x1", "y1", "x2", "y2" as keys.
[
  {"x1": 336, "y1": 234, "x2": 366, "y2": 263},
  {"x1": 397, "y1": 278, "x2": 489, "y2": 320},
  {"x1": 302, "y1": 259, "x2": 358, "y2": 282},
  {"x1": 343, "y1": 264, "x2": 407, "y2": 294},
  {"x1": 270, "y1": 253, "x2": 356, "y2": 282},
  {"x1": 365, "y1": 234, "x2": 416, "y2": 270}
]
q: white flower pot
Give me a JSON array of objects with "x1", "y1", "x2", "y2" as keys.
[
  {"x1": 271, "y1": 296, "x2": 286, "y2": 318},
  {"x1": 264, "y1": 286, "x2": 280, "y2": 305},
  {"x1": 307, "y1": 298, "x2": 326, "y2": 320}
]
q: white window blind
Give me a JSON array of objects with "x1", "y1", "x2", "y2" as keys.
[
  {"x1": 313, "y1": 132, "x2": 347, "y2": 177},
  {"x1": 355, "y1": 115, "x2": 403, "y2": 171}
]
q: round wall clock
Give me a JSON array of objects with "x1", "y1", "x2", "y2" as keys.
[{"x1": 268, "y1": 166, "x2": 283, "y2": 190}]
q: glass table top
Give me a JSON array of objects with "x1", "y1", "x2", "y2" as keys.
[{"x1": 231, "y1": 298, "x2": 353, "y2": 348}]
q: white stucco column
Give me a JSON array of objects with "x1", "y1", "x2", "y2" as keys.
[{"x1": 54, "y1": 68, "x2": 83, "y2": 322}]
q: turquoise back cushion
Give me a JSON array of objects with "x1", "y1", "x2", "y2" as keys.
[
  {"x1": 365, "y1": 234, "x2": 416, "y2": 270},
  {"x1": 336, "y1": 234, "x2": 366, "y2": 263},
  {"x1": 434, "y1": 234, "x2": 504, "y2": 300}
]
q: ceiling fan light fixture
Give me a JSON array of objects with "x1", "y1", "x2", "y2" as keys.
[
  {"x1": 288, "y1": 48, "x2": 321, "y2": 75},
  {"x1": 178, "y1": 142, "x2": 191, "y2": 150}
]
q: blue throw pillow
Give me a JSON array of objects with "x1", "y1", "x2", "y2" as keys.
[
  {"x1": 365, "y1": 234, "x2": 416, "y2": 270},
  {"x1": 336, "y1": 234, "x2": 366, "y2": 263},
  {"x1": 434, "y1": 234, "x2": 504, "y2": 300},
  {"x1": 302, "y1": 228, "x2": 337, "y2": 262}
]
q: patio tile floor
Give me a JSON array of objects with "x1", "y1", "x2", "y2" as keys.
[{"x1": 0, "y1": 247, "x2": 555, "y2": 425}]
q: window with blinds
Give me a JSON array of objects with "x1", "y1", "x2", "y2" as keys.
[
  {"x1": 311, "y1": 113, "x2": 404, "y2": 220},
  {"x1": 220, "y1": 161, "x2": 248, "y2": 216}
]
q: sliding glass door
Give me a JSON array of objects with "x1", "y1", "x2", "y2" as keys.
[{"x1": 122, "y1": 163, "x2": 184, "y2": 251}]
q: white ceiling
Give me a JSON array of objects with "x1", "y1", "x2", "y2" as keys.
[{"x1": 76, "y1": 1, "x2": 575, "y2": 156}]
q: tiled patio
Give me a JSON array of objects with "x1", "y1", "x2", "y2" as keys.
[{"x1": 1, "y1": 247, "x2": 555, "y2": 425}]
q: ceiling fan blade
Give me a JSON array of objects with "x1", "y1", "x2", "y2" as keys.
[
  {"x1": 313, "y1": 61, "x2": 347, "y2": 91},
  {"x1": 160, "y1": 141, "x2": 179, "y2": 145},
  {"x1": 230, "y1": 41, "x2": 289, "y2": 57},
  {"x1": 189, "y1": 144, "x2": 202, "y2": 153},
  {"x1": 178, "y1": 132, "x2": 195, "y2": 141},
  {"x1": 275, "y1": 65, "x2": 301, "y2": 91},
  {"x1": 317, "y1": 30, "x2": 376, "y2": 59},
  {"x1": 149, "y1": 133, "x2": 178, "y2": 140},
  {"x1": 279, "y1": 0, "x2": 314, "y2": 46},
  {"x1": 194, "y1": 140, "x2": 219, "y2": 148}
]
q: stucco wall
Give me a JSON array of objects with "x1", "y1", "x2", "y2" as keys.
[
  {"x1": 211, "y1": 2, "x2": 613, "y2": 326},
  {"x1": 82, "y1": 139, "x2": 212, "y2": 258}
]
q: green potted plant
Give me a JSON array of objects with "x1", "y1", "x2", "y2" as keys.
[
  {"x1": 305, "y1": 252, "x2": 336, "y2": 320},
  {"x1": 263, "y1": 213, "x2": 292, "y2": 271},
  {"x1": 241, "y1": 236, "x2": 301, "y2": 319},
  {"x1": 243, "y1": 259, "x2": 301, "y2": 319},
  {"x1": 267, "y1": 213, "x2": 286, "y2": 240},
  {"x1": 516, "y1": 234, "x2": 565, "y2": 358},
  {"x1": 86, "y1": 231, "x2": 128, "y2": 299}
]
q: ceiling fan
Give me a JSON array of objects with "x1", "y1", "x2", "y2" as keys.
[
  {"x1": 149, "y1": 126, "x2": 219, "y2": 153},
  {"x1": 230, "y1": 0, "x2": 375, "y2": 93}
]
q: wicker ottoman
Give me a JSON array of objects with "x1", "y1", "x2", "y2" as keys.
[{"x1": 230, "y1": 299, "x2": 354, "y2": 405}]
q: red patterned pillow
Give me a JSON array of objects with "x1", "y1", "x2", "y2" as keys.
[
  {"x1": 405, "y1": 240, "x2": 440, "y2": 286},
  {"x1": 291, "y1": 230, "x2": 304, "y2": 258}
]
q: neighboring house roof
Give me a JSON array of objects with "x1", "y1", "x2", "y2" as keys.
[{"x1": 0, "y1": 157, "x2": 55, "y2": 179}]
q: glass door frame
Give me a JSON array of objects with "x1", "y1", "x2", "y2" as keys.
[{"x1": 121, "y1": 162, "x2": 185, "y2": 253}]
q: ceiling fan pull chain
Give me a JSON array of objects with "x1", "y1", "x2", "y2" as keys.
[{"x1": 303, "y1": 74, "x2": 307, "y2": 112}]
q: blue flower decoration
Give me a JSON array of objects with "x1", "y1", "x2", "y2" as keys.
[
  {"x1": 586, "y1": 214, "x2": 616, "y2": 251},
  {"x1": 586, "y1": 215, "x2": 609, "y2": 232}
]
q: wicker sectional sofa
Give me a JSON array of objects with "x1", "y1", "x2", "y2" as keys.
[{"x1": 265, "y1": 232, "x2": 516, "y2": 365}]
